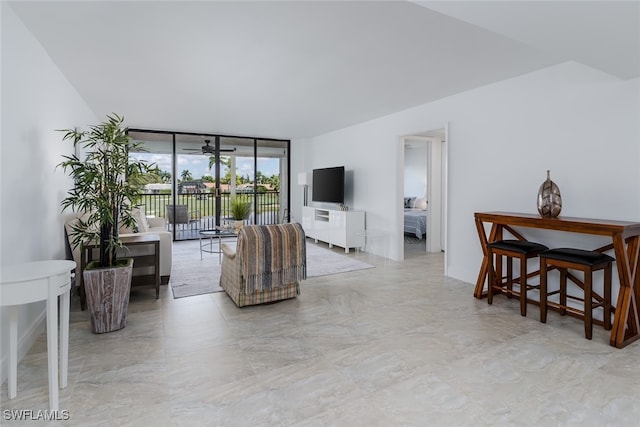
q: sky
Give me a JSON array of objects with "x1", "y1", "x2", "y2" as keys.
[{"x1": 131, "y1": 153, "x2": 281, "y2": 180}]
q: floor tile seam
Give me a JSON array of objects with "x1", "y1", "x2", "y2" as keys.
[
  {"x1": 355, "y1": 369, "x2": 487, "y2": 418},
  {"x1": 73, "y1": 359, "x2": 169, "y2": 382}
]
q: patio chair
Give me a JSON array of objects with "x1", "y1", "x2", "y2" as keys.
[{"x1": 166, "y1": 205, "x2": 200, "y2": 230}]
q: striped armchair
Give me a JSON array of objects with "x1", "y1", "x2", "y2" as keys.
[{"x1": 220, "y1": 223, "x2": 306, "y2": 307}]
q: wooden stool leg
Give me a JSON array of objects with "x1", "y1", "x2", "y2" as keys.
[
  {"x1": 604, "y1": 264, "x2": 612, "y2": 330},
  {"x1": 519, "y1": 255, "x2": 527, "y2": 317},
  {"x1": 584, "y1": 268, "x2": 593, "y2": 340},
  {"x1": 559, "y1": 268, "x2": 567, "y2": 316},
  {"x1": 497, "y1": 254, "x2": 504, "y2": 297},
  {"x1": 488, "y1": 249, "x2": 495, "y2": 305},
  {"x1": 506, "y1": 255, "x2": 512, "y2": 299},
  {"x1": 540, "y1": 258, "x2": 548, "y2": 323}
]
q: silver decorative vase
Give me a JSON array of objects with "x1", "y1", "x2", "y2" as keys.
[{"x1": 537, "y1": 170, "x2": 562, "y2": 218}]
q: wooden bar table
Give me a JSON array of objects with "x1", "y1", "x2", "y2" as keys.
[{"x1": 474, "y1": 211, "x2": 640, "y2": 349}]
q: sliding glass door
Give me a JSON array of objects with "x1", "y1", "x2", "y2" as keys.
[
  {"x1": 128, "y1": 129, "x2": 290, "y2": 241},
  {"x1": 256, "y1": 139, "x2": 289, "y2": 224}
]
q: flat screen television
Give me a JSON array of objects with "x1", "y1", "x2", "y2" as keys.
[{"x1": 312, "y1": 166, "x2": 345, "y2": 204}]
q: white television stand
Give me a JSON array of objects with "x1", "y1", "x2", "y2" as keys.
[{"x1": 301, "y1": 206, "x2": 365, "y2": 253}]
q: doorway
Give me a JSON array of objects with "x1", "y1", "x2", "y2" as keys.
[{"x1": 401, "y1": 127, "x2": 447, "y2": 261}]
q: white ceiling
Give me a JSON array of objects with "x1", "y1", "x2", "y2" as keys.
[
  {"x1": 419, "y1": 1, "x2": 640, "y2": 79},
  {"x1": 7, "y1": 1, "x2": 639, "y2": 139}
]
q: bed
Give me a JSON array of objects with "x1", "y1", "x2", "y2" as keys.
[{"x1": 404, "y1": 209, "x2": 427, "y2": 240}]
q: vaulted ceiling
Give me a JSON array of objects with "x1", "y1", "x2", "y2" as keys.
[{"x1": 7, "y1": 1, "x2": 639, "y2": 139}]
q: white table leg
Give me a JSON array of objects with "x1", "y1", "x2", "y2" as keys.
[
  {"x1": 8, "y1": 305, "x2": 17, "y2": 399},
  {"x1": 46, "y1": 294, "x2": 59, "y2": 411},
  {"x1": 60, "y1": 289, "x2": 70, "y2": 389}
]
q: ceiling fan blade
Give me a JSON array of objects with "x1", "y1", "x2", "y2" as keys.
[
  {"x1": 182, "y1": 145, "x2": 237, "y2": 154},
  {"x1": 204, "y1": 148, "x2": 237, "y2": 154}
]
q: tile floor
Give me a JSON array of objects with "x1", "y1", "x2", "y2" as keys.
[{"x1": 2, "y1": 241, "x2": 639, "y2": 426}]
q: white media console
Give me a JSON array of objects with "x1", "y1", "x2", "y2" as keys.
[{"x1": 301, "y1": 206, "x2": 365, "y2": 253}]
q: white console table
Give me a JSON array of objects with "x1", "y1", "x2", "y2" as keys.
[
  {"x1": 0, "y1": 260, "x2": 76, "y2": 411},
  {"x1": 302, "y1": 206, "x2": 365, "y2": 253}
]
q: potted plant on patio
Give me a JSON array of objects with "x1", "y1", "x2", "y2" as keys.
[
  {"x1": 230, "y1": 196, "x2": 251, "y2": 233},
  {"x1": 58, "y1": 113, "x2": 152, "y2": 333}
]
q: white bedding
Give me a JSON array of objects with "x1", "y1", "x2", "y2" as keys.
[{"x1": 404, "y1": 209, "x2": 427, "y2": 239}]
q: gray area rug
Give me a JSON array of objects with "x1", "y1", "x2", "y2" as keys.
[{"x1": 170, "y1": 238, "x2": 374, "y2": 299}]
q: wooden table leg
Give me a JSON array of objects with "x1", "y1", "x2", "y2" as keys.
[
  {"x1": 610, "y1": 234, "x2": 640, "y2": 348},
  {"x1": 474, "y1": 220, "x2": 500, "y2": 299}
]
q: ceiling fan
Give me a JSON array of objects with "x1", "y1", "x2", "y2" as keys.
[{"x1": 183, "y1": 139, "x2": 236, "y2": 155}]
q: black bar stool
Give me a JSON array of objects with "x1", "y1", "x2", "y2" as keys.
[
  {"x1": 539, "y1": 248, "x2": 613, "y2": 340},
  {"x1": 487, "y1": 239, "x2": 549, "y2": 316}
]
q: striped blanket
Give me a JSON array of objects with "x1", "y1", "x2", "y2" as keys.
[{"x1": 238, "y1": 223, "x2": 307, "y2": 293}]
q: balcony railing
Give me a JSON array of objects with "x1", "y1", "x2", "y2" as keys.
[{"x1": 139, "y1": 191, "x2": 282, "y2": 228}]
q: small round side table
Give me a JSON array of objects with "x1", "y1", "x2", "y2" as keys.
[{"x1": 0, "y1": 260, "x2": 76, "y2": 411}]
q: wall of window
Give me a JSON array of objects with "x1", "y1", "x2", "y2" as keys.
[{"x1": 128, "y1": 129, "x2": 290, "y2": 240}]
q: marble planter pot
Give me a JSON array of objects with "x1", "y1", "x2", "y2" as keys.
[{"x1": 83, "y1": 258, "x2": 133, "y2": 334}]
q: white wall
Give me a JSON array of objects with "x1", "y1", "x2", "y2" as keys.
[
  {"x1": 404, "y1": 143, "x2": 427, "y2": 198},
  {"x1": 293, "y1": 119, "x2": 402, "y2": 241},
  {"x1": 0, "y1": 4, "x2": 97, "y2": 384},
  {"x1": 291, "y1": 62, "x2": 640, "y2": 284}
]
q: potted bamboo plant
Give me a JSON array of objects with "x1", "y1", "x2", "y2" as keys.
[
  {"x1": 58, "y1": 113, "x2": 152, "y2": 333},
  {"x1": 230, "y1": 196, "x2": 251, "y2": 233}
]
